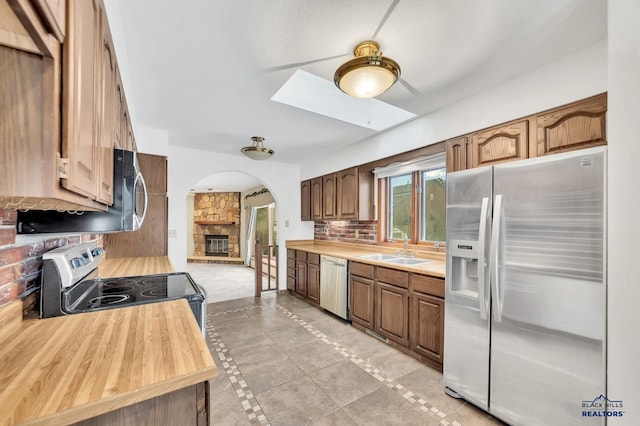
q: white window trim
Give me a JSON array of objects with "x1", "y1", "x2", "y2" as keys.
[{"x1": 371, "y1": 152, "x2": 445, "y2": 220}]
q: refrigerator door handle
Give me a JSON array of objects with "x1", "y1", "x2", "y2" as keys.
[
  {"x1": 477, "y1": 197, "x2": 489, "y2": 320},
  {"x1": 490, "y1": 194, "x2": 504, "y2": 322}
]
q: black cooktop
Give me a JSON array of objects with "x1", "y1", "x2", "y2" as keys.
[{"x1": 63, "y1": 272, "x2": 204, "y2": 313}]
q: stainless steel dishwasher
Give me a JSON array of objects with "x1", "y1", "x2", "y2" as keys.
[{"x1": 320, "y1": 255, "x2": 348, "y2": 320}]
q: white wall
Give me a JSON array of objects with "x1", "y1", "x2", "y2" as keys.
[
  {"x1": 301, "y1": 40, "x2": 607, "y2": 179},
  {"x1": 167, "y1": 146, "x2": 314, "y2": 284},
  {"x1": 134, "y1": 125, "x2": 170, "y2": 156},
  {"x1": 607, "y1": 0, "x2": 640, "y2": 423}
]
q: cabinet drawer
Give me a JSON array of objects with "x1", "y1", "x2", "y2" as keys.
[
  {"x1": 350, "y1": 262, "x2": 374, "y2": 279},
  {"x1": 287, "y1": 249, "x2": 295, "y2": 259},
  {"x1": 287, "y1": 258, "x2": 295, "y2": 269},
  {"x1": 296, "y1": 250, "x2": 307, "y2": 261},
  {"x1": 410, "y1": 274, "x2": 444, "y2": 298},
  {"x1": 287, "y1": 267, "x2": 296, "y2": 278},
  {"x1": 376, "y1": 267, "x2": 408, "y2": 289},
  {"x1": 307, "y1": 253, "x2": 320, "y2": 266}
]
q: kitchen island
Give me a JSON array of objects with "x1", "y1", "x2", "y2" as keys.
[{"x1": 0, "y1": 256, "x2": 216, "y2": 425}]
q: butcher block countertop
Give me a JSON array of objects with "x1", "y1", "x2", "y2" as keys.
[
  {"x1": 0, "y1": 256, "x2": 217, "y2": 426},
  {"x1": 285, "y1": 240, "x2": 446, "y2": 278},
  {"x1": 98, "y1": 256, "x2": 174, "y2": 278}
]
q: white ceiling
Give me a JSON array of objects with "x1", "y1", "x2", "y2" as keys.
[
  {"x1": 190, "y1": 171, "x2": 262, "y2": 193},
  {"x1": 107, "y1": 0, "x2": 606, "y2": 170}
]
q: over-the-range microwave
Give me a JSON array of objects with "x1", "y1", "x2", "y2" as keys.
[{"x1": 17, "y1": 148, "x2": 148, "y2": 234}]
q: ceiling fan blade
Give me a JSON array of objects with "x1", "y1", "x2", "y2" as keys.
[
  {"x1": 399, "y1": 78, "x2": 420, "y2": 95},
  {"x1": 263, "y1": 53, "x2": 349, "y2": 73},
  {"x1": 372, "y1": 0, "x2": 401, "y2": 39}
]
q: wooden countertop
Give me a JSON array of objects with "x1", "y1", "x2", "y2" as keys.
[
  {"x1": 0, "y1": 298, "x2": 216, "y2": 426},
  {"x1": 285, "y1": 240, "x2": 446, "y2": 278},
  {"x1": 99, "y1": 256, "x2": 174, "y2": 278}
]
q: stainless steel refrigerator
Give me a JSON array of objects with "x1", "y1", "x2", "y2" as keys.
[{"x1": 444, "y1": 146, "x2": 606, "y2": 425}]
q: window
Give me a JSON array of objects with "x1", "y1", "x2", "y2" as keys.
[{"x1": 374, "y1": 153, "x2": 446, "y2": 245}]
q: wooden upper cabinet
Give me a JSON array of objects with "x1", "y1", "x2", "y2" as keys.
[
  {"x1": 137, "y1": 153, "x2": 167, "y2": 194},
  {"x1": 300, "y1": 180, "x2": 311, "y2": 221},
  {"x1": 113, "y1": 73, "x2": 124, "y2": 149},
  {"x1": 446, "y1": 136, "x2": 469, "y2": 173},
  {"x1": 96, "y1": 10, "x2": 115, "y2": 205},
  {"x1": 33, "y1": 0, "x2": 65, "y2": 42},
  {"x1": 322, "y1": 173, "x2": 337, "y2": 219},
  {"x1": 536, "y1": 93, "x2": 607, "y2": 156},
  {"x1": 470, "y1": 120, "x2": 528, "y2": 168},
  {"x1": 337, "y1": 168, "x2": 358, "y2": 220},
  {"x1": 61, "y1": 0, "x2": 101, "y2": 199},
  {"x1": 310, "y1": 177, "x2": 323, "y2": 221}
]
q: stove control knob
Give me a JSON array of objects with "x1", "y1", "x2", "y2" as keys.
[
  {"x1": 71, "y1": 257, "x2": 85, "y2": 269},
  {"x1": 91, "y1": 247, "x2": 104, "y2": 256}
]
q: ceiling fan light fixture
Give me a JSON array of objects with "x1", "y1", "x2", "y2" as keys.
[
  {"x1": 241, "y1": 136, "x2": 275, "y2": 160},
  {"x1": 334, "y1": 40, "x2": 400, "y2": 98}
]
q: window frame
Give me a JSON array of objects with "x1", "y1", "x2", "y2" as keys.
[{"x1": 375, "y1": 156, "x2": 446, "y2": 249}]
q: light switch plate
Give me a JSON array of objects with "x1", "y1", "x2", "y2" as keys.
[{"x1": 168, "y1": 229, "x2": 177, "y2": 238}]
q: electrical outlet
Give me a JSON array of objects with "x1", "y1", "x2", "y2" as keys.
[{"x1": 168, "y1": 229, "x2": 177, "y2": 238}]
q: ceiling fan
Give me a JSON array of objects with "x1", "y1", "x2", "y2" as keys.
[{"x1": 263, "y1": 0, "x2": 420, "y2": 97}]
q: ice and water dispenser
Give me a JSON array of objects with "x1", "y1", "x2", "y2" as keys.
[{"x1": 448, "y1": 239, "x2": 481, "y2": 298}]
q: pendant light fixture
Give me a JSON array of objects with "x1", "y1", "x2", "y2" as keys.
[
  {"x1": 334, "y1": 40, "x2": 401, "y2": 98},
  {"x1": 240, "y1": 136, "x2": 274, "y2": 160}
]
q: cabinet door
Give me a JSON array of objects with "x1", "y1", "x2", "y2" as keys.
[
  {"x1": 300, "y1": 180, "x2": 311, "y2": 221},
  {"x1": 446, "y1": 136, "x2": 469, "y2": 173},
  {"x1": 337, "y1": 168, "x2": 358, "y2": 220},
  {"x1": 287, "y1": 250, "x2": 296, "y2": 291},
  {"x1": 410, "y1": 292, "x2": 444, "y2": 368},
  {"x1": 374, "y1": 282, "x2": 409, "y2": 347},
  {"x1": 349, "y1": 274, "x2": 374, "y2": 329},
  {"x1": 470, "y1": 120, "x2": 528, "y2": 168},
  {"x1": 536, "y1": 93, "x2": 607, "y2": 156},
  {"x1": 295, "y1": 260, "x2": 307, "y2": 297},
  {"x1": 61, "y1": 0, "x2": 101, "y2": 199},
  {"x1": 96, "y1": 12, "x2": 115, "y2": 205},
  {"x1": 322, "y1": 173, "x2": 337, "y2": 220},
  {"x1": 138, "y1": 153, "x2": 167, "y2": 194},
  {"x1": 307, "y1": 263, "x2": 320, "y2": 304},
  {"x1": 33, "y1": 0, "x2": 65, "y2": 42},
  {"x1": 311, "y1": 177, "x2": 323, "y2": 221},
  {"x1": 113, "y1": 73, "x2": 124, "y2": 149}
]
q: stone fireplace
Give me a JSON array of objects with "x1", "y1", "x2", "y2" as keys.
[{"x1": 193, "y1": 192, "x2": 240, "y2": 258}]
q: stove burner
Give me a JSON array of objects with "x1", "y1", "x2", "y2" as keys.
[
  {"x1": 140, "y1": 288, "x2": 168, "y2": 298},
  {"x1": 88, "y1": 294, "x2": 131, "y2": 307},
  {"x1": 138, "y1": 277, "x2": 166, "y2": 286},
  {"x1": 102, "y1": 279, "x2": 136, "y2": 287},
  {"x1": 101, "y1": 285, "x2": 135, "y2": 294}
]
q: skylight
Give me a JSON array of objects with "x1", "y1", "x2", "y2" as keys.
[{"x1": 271, "y1": 70, "x2": 415, "y2": 131}]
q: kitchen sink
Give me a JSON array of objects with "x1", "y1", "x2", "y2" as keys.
[
  {"x1": 383, "y1": 257, "x2": 431, "y2": 265},
  {"x1": 357, "y1": 253, "x2": 401, "y2": 261}
]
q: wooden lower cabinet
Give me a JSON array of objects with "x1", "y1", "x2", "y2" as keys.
[
  {"x1": 307, "y1": 262, "x2": 320, "y2": 304},
  {"x1": 349, "y1": 274, "x2": 374, "y2": 329},
  {"x1": 287, "y1": 250, "x2": 296, "y2": 291},
  {"x1": 76, "y1": 382, "x2": 209, "y2": 425},
  {"x1": 295, "y1": 260, "x2": 307, "y2": 297},
  {"x1": 374, "y1": 282, "x2": 409, "y2": 347},
  {"x1": 410, "y1": 292, "x2": 444, "y2": 369}
]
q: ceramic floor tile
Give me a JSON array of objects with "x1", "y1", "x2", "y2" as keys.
[
  {"x1": 239, "y1": 355, "x2": 306, "y2": 395},
  {"x1": 367, "y1": 348, "x2": 425, "y2": 381},
  {"x1": 307, "y1": 316, "x2": 353, "y2": 339},
  {"x1": 395, "y1": 365, "x2": 465, "y2": 415},
  {"x1": 308, "y1": 359, "x2": 383, "y2": 408},
  {"x1": 310, "y1": 408, "x2": 356, "y2": 425},
  {"x1": 446, "y1": 402, "x2": 508, "y2": 425},
  {"x1": 256, "y1": 376, "x2": 338, "y2": 425},
  {"x1": 342, "y1": 386, "x2": 441, "y2": 426},
  {"x1": 336, "y1": 329, "x2": 397, "y2": 361},
  {"x1": 285, "y1": 340, "x2": 349, "y2": 374},
  {"x1": 228, "y1": 335, "x2": 287, "y2": 367},
  {"x1": 266, "y1": 324, "x2": 319, "y2": 350},
  {"x1": 209, "y1": 395, "x2": 253, "y2": 425},
  {"x1": 215, "y1": 319, "x2": 270, "y2": 344}
]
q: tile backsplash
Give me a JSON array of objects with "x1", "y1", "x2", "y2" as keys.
[
  {"x1": 0, "y1": 208, "x2": 102, "y2": 313},
  {"x1": 314, "y1": 220, "x2": 378, "y2": 245}
]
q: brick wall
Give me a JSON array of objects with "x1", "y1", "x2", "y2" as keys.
[
  {"x1": 0, "y1": 208, "x2": 102, "y2": 313},
  {"x1": 314, "y1": 220, "x2": 378, "y2": 245}
]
